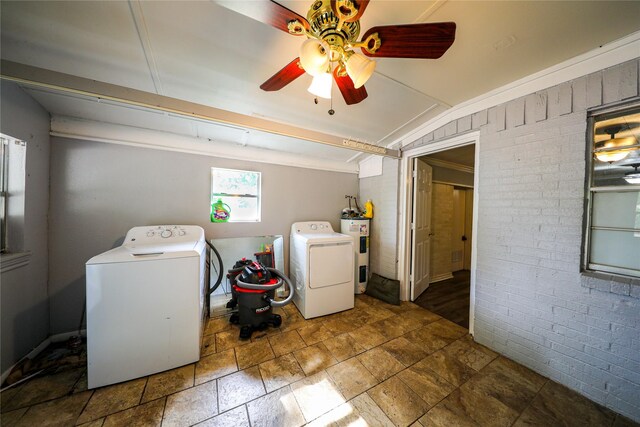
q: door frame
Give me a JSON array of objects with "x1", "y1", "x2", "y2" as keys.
[{"x1": 398, "y1": 131, "x2": 480, "y2": 334}]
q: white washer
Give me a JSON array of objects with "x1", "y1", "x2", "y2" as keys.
[
  {"x1": 290, "y1": 221, "x2": 354, "y2": 319},
  {"x1": 86, "y1": 225, "x2": 206, "y2": 389}
]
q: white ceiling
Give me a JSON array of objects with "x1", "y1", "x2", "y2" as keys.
[{"x1": 1, "y1": 1, "x2": 639, "y2": 164}]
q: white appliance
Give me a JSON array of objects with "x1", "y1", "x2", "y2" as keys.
[
  {"x1": 290, "y1": 221, "x2": 354, "y2": 319},
  {"x1": 341, "y1": 218, "x2": 370, "y2": 294},
  {"x1": 86, "y1": 225, "x2": 206, "y2": 389}
]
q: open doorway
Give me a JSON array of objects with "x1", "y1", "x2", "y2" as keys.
[{"x1": 399, "y1": 133, "x2": 479, "y2": 333}]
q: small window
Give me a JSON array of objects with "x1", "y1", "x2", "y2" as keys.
[
  {"x1": 584, "y1": 102, "x2": 640, "y2": 278},
  {"x1": 211, "y1": 167, "x2": 261, "y2": 222}
]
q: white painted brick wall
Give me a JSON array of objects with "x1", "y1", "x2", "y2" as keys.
[
  {"x1": 430, "y1": 184, "x2": 453, "y2": 280},
  {"x1": 363, "y1": 58, "x2": 640, "y2": 421},
  {"x1": 359, "y1": 157, "x2": 399, "y2": 279}
]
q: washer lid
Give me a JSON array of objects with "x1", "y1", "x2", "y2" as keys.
[
  {"x1": 86, "y1": 245, "x2": 200, "y2": 265},
  {"x1": 123, "y1": 225, "x2": 204, "y2": 254}
]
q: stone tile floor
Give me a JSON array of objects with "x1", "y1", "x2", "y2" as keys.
[{"x1": 1, "y1": 294, "x2": 638, "y2": 426}]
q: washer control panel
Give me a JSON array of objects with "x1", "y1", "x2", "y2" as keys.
[
  {"x1": 292, "y1": 221, "x2": 335, "y2": 234},
  {"x1": 141, "y1": 225, "x2": 188, "y2": 239},
  {"x1": 123, "y1": 225, "x2": 204, "y2": 254}
]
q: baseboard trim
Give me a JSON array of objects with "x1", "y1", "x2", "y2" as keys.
[
  {"x1": 0, "y1": 329, "x2": 86, "y2": 386},
  {"x1": 430, "y1": 273, "x2": 454, "y2": 283}
]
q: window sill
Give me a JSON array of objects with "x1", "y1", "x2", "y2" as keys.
[
  {"x1": 581, "y1": 270, "x2": 640, "y2": 298},
  {"x1": 1, "y1": 252, "x2": 31, "y2": 273}
]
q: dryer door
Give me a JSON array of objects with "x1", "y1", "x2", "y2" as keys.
[{"x1": 308, "y1": 242, "x2": 353, "y2": 289}]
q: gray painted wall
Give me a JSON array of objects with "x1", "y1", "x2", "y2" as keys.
[
  {"x1": 48, "y1": 137, "x2": 358, "y2": 334},
  {"x1": 394, "y1": 58, "x2": 640, "y2": 421},
  {"x1": 0, "y1": 81, "x2": 51, "y2": 372}
]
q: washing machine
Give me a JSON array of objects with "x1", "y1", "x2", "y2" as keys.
[
  {"x1": 86, "y1": 225, "x2": 206, "y2": 389},
  {"x1": 290, "y1": 221, "x2": 354, "y2": 319}
]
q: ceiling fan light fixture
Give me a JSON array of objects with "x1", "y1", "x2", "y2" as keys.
[
  {"x1": 624, "y1": 173, "x2": 640, "y2": 184},
  {"x1": 594, "y1": 136, "x2": 636, "y2": 163},
  {"x1": 624, "y1": 164, "x2": 640, "y2": 184},
  {"x1": 345, "y1": 52, "x2": 376, "y2": 89},
  {"x1": 595, "y1": 150, "x2": 630, "y2": 163},
  {"x1": 299, "y1": 38, "x2": 330, "y2": 76},
  {"x1": 307, "y1": 72, "x2": 332, "y2": 99}
]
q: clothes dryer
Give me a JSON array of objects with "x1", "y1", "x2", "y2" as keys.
[
  {"x1": 290, "y1": 222, "x2": 354, "y2": 319},
  {"x1": 86, "y1": 225, "x2": 206, "y2": 389}
]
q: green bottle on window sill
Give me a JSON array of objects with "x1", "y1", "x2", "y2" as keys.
[{"x1": 211, "y1": 199, "x2": 231, "y2": 223}]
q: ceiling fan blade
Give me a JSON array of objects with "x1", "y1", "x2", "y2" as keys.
[
  {"x1": 330, "y1": 0, "x2": 370, "y2": 23},
  {"x1": 361, "y1": 22, "x2": 456, "y2": 58},
  {"x1": 218, "y1": 0, "x2": 309, "y2": 35},
  {"x1": 260, "y1": 58, "x2": 305, "y2": 91},
  {"x1": 333, "y1": 68, "x2": 368, "y2": 105}
]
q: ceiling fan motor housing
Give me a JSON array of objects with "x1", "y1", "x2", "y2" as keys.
[{"x1": 307, "y1": 0, "x2": 361, "y2": 45}]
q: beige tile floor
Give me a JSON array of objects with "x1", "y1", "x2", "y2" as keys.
[{"x1": 1, "y1": 294, "x2": 638, "y2": 427}]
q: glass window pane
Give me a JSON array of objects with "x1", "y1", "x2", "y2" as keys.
[
  {"x1": 593, "y1": 152, "x2": 640, "y2": 187},
  {"x1": 211, "y1": 167, "x2": 261, "y2": 222},
  {"x1": 212, "y1": 168, "x2": 260, "y2": 195},
  {"x1": 216, "y1": 196, "x2": 260, "y2": 222},
  {"x1": 591, "y1": 191, "x2": 640, "y2": 229},
  {"x1": 591, "y1": 106, "x2": 640, "y2": 188},
  {"x1": 589, "y1": 229, "x2": 640, "y2": 272}
]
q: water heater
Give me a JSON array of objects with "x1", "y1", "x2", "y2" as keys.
[{"x1": 340, "y1": 218, "x2": 370, "y2": 294}]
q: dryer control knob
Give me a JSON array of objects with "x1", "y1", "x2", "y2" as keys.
[
  {"x1": 161, "y1": 230, "x2": 172, "y2": 238},
  {"x1": 178, "y1": 230, "x2": 186, "y2": 236},
  {"x1": 310, "y1": 224, "x2": 317, "y2": 230}
]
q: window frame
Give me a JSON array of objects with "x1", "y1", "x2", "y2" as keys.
[
  {"x1": 583, "y1": 101, "x2": 640, "y2": 279},
  {"x1": 210, "y1": 167, "x2": 262, "y2": 223},
  {"x1": 1, "y1": 136, "x2": 8, "y2": 253}
]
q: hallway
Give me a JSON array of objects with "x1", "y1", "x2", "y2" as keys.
[{"x1": 414, "y1": 270, "x2": 470, "y2": 329}]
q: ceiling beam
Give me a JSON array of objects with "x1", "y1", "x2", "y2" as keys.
[
  {"x1": 0, "y1": 60, "x2": 400, "y2": 159},
  {"x1": 128, "y1": 0, "x2": 164, "y2": 95}
]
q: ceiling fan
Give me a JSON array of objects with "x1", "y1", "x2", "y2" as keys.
[{"x1": 222, "y1": 0, "x2": 456, "y2": 105}]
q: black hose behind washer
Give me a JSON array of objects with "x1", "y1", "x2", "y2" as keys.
[
  {"x1": 205, "y1": 240, "x2": 224, "y2": 296},
  {"x1": 204, "y1": 240, "x2": 225, "y2": 318}
]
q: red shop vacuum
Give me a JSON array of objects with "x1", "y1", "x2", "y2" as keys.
[{"x1": 228, "y1": 260, "x2": 294, "y2": 339}]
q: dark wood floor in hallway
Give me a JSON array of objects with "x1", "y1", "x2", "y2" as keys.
[{"x1": 414, "y1": 270, "x2": 470, "y2": 329}]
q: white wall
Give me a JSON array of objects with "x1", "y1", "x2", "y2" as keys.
[
  {"x1": 0, "y1": 81, "x2": 51, "y2": 373},
  {"x1": 380, "y1": 58, "x2": 640, "y2": 421},
  {"x1": 48, "y1": 136, "x2": 358, "y2": 334},
  {"x1": 359, "y1": 157, "x2": 400, "y2": 279}
]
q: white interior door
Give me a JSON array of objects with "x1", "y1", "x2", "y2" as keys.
[{"x1": 410, "y1": 158, "x2": 433, "y2": 301}]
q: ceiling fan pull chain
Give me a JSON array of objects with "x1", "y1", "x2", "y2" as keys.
[{"x1": 329, "y1": 62, "x2": 335, "y2": 115}]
